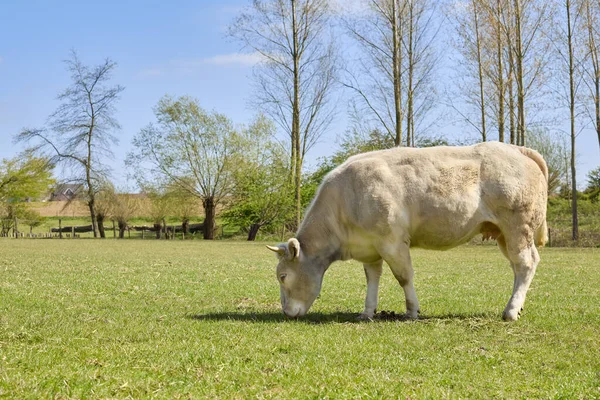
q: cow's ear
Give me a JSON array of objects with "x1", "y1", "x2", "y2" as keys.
[
  {"x1": 287, "y1": 238, "x2": 300, "y2": 260},
  {"x1": 266, "y1": 245, "x2": 285, "y2": 257}
]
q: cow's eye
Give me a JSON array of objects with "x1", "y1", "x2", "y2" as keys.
[{"x1": 279, "y1": 273, "x2": 287, "y2": 283}]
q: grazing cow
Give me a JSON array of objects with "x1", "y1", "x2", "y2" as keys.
[{"x1": 268, "y1": 142, "x2": 548, "y2": 321}]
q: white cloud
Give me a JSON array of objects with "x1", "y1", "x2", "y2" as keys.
[
  {"x1": 138, "y1": 52, "x2": 262, "y2": 79},
  {"x1": 201, "y1": 52, "x2": 264, "y2": 67}
]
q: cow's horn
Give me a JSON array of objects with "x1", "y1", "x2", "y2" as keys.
[{"x1": 266, "y1": 245, "x2": 284, "y2": 255}]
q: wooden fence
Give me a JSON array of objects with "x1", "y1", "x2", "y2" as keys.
[{"x1": 1, "y1": 218, "x2": 205, "y2": 240}]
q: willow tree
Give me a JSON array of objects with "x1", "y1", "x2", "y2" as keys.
[
  {"x1": 128, "y1": 96, "x2": 238, "y2": 240},
  {"x1": 229, "y1": 0, "x2": 338, "y2": 227},
  {"x1": 16, "y1": 51, "x2": 124, "y2": 237}
]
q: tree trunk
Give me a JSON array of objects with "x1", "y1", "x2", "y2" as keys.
[
  {"x1": 247, "y1": 223, "x2": 262, "y2": 241},
  {"x1": 496, "y1": 0, "x2": 505, "y2": 143},
  {"x1": 182, "y1": 219, "x2": 189, "y2": 236},
  {"x1": 203, "y1": 197, "x2": 216, "y2": 240},
  {"x1": 292, "y1": 0, "x2": 302, "y2": 229},
  {"x1": 513, "y1": 0, "x2": 526, "y2": 146},
  {"x1": 97, "y1": 214, "x2": 106, "y2": 238},
  {"x1": 118, "y1": 221, "x2": 127, "y2": 239},
  {"x1": 154, "y1": 222, "x2": 162, "y2": 239},
  {"x1": 87, "y1": 200, "x2": 98, "y2": 238},
  {"x1": 473, "y1": 0, "x2": 487, "y2": 142},
  {"x1": 406, "y1": 1, "x2": 415, "y2": 147},
  {"x1": 508, "y1": 46, "x2": 516, "y2": 144},
  {"x1": 596, "y1": 76, "x2": 600, "y2": 153},
  {"x1": 392, "y1": 0, "x2": 403, "y2": 146},
  {"x1": 567, "y1": 0, "x2": 579, "y2": 241},
  {"x1": 585, "y1": 0, "x2": 600, "y2": 152}
]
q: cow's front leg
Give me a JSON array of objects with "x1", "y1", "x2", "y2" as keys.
[
  {"x1": 358, "y1": 260, "x2": 383, "y2": 320},
  {"x1": 378, "y1": 241, "x2": 420, "y2": 319}
]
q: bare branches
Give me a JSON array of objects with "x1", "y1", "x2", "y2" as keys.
[
  {"x1": 14, "y1": 51, "x2": 124, "y2": 237},
  {"x1": 229, "y1": 0, "x2": 338, "y2": 225},
  {"x1": 342, "y1": 0, "x2": 441, "y2": 147}
]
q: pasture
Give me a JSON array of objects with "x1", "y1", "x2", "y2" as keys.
[{"x1": 0, "y1": 240, "x2": 599, "y2": 398}]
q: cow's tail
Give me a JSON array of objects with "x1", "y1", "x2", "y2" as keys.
[
  {"x1": 535, "y1": 219, "x2": 548, "y2": 247},
  {"x1": 515, "y1": 146, "x2": 549, "y2": 247}
]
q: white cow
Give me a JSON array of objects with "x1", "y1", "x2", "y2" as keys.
[{"x1": 268, "y1": 142, "x2": 548, "y2": 321}]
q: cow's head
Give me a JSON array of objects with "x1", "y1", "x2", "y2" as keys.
[{"x1": 267, "y1": 238, "x2": 324, "y2": 318}]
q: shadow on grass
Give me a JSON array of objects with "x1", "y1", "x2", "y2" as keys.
[
  {"x1": 187, "y1": 311, "x2": 358, "y2": 324},
  {"x1": 187, "y1": 311, "x2": 497, "y2": 324}
]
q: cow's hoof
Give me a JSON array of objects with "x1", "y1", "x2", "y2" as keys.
[
  {"x1": 357, "y1": 313, "x2": 374, "y2": 322},
  {"x1": 406, "y1": 310, "x2": 419, "y2": 320},
  {"x1": 502, "y1": 309, "x2": 520, "y2": 321}
]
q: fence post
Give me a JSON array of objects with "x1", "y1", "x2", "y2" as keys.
[
  {"x1": 142, "y1": 228, "x2": 145, "y2": 240},
  {"x1": 71, "y1": 225, "x2": 75, "y2": 239},
  {"x1": 13, "y1": 217, "x2": 18, "y2": 239},
  {"x1": 59, "y1": 219, "x2": 63, "y2": 239},
  {"x1": 112, "y1": 220, "x2": 116, "y2": 238}
]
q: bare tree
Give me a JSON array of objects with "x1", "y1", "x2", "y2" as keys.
[
  {"x1": 449, "y1": 0, "x2": 490, "y2": 141},
  {"x1": 551, "y1": 0, "x2": 586, "y2": 240},
  {"x1": 449, "y1": 0, "x2": 550, "y2": 145},
  {"x1": 500, "y1": 0, "x2": 551, "y2": 145},
  {"x1": 495, "y1": 1, "x2": 506, "y2": 141},
  {"x1": 229, "y1": 0, "x2": 338, "y2": 227},
  {"x1": 16, "y1": 51, "x2": 124, "y2": 238},
  {"x1": 342, "y1": 0, "x2": 440, "y2": 147},
  {"x1": 582, "y1": 0, "x2": 600, "y2": 152}
]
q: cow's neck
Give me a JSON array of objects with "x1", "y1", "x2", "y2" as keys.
[{"x1": 296, "y1": 209, "x2": 342, "y2": 269}]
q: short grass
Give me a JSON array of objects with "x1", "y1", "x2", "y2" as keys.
[{"x1": 0, "y1": 240, "x2": 599, "y2": 399}]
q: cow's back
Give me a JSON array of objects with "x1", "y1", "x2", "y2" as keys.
[{"x1": 316, "y1": 142, "x2": 547, "y2": 250}]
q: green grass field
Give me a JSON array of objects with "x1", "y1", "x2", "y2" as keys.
[{"x1": 1, "y1": 240, "x2": 599, "y2": 398}]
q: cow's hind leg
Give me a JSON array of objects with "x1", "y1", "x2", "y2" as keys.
[
  {"x1": 358, "y1": 260, "x2": 383, "y2": 320},
  {"x1": 377, "y1": 242, "x2": 420, "y2": 319},
  {"x1": 497, "y1": 235, "x2": 517, "y2": 301},
  {"x1": 500, "y1": 232, "x2": 540, "y2": 321}
]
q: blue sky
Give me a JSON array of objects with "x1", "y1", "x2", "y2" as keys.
[
  {"x1": 1, "y1": 0, "x2": 598, "y2": 188},
  {"x1": 0, "y1": 0, "x2": 321, "y2": 186}
]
